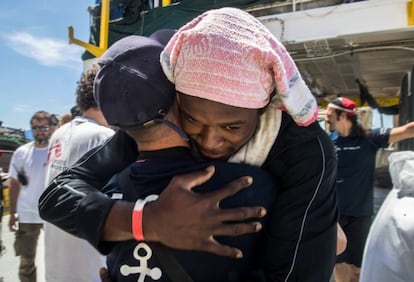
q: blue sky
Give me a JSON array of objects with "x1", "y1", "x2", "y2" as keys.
[{"x1": 0, "y1": 0, "x2": 91, "y2": 130}]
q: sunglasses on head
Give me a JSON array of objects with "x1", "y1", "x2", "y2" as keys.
[{"x1": 31, "y1": 126, "x2": 50, "y2": 132}]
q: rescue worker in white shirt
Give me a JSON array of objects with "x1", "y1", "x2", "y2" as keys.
[{"x1": 8, "y1": 111, "x2": 53, "y2": 282}]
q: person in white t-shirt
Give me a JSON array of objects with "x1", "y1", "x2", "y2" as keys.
[
  {"x1": 43, "y1": 67, "x2": 114, "y2": 282},
  {"x1": 8, "y1": 110, "x2": 53, "y2": 282}
]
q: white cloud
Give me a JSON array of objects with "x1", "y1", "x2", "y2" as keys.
[
  {"x1": 12, "y1": 103, "x2": 31, "y2": 113},
  {"x1": 4, "y1": 32, "x2": 83, "y2": 69}
]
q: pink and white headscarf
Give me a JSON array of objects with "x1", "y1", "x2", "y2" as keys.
[{"x1": 160, "y1": 7, "x2": 318, "y2": 126}]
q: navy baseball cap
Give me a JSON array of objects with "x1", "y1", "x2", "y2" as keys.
[{"x1": 94, "y1": 30, "x2": 187, "y2": 140}]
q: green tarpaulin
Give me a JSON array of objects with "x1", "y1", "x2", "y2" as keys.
[{"x1": 83, "y1": 0, "x2": 286, "y2": 60}]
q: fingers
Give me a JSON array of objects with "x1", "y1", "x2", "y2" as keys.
[
  {"x1": 171, "y1": 166, "x2": 215, "y2": 191},
  {"x1": 209, "y1": 176, "x2": 253, "y2": 202},
  {"x1": 212, "y1": 220, "x2": 263, "y2": 237},
  {"x1": 204, "y1": 240, "x2": 244, "y2": 259},
  {"x1": 150, "y1": 169, "x2": 269, "y2": 259},
  {"x1": 8, "y1": 218, "x2": 17, "y2": 232},
  {"x1": 213, "y1": 206, "x2": 266, "y2": 223},
  {"x1": 198, "y1": 220, "x2": 264, "y2": 258},
  {"x1": 169, "y1": 168, "x2": 254, "y2": 202},
  {"x1": 99, "y1": 267, "x2": 112, "y2": 282}
]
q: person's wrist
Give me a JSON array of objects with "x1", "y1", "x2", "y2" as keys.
[
  {"x1": 132, "y1": 195, "x2": 159, "y2": 241},
  {"x1": 141, "y1": 200, "x2": 161, "y2": 242}
]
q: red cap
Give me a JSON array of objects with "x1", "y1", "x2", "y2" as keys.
[{"x1": 328, "y1": 97, "x2": 356, "y2": 116}]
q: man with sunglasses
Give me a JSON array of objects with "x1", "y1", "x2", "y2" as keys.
[{"x1": 8, "y1": 111, "x2": 53, "y2": 282}]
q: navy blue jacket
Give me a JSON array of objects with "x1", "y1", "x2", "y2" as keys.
[{"x1": 101, "y1": 147, "x2": 276, "y2": 282}]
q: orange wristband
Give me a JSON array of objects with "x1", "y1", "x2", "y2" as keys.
[{"x1": 132, "y1": 195, "x2": 159, "y2": 241}]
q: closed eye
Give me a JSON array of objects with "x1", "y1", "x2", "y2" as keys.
[
  {"x1": 179, "y1": 110, "x2": 198, "y2": 124},
  {"x1": 187, "y1": 116, "x2": 196, "y2": 123},
  {"x1": 224, "y1": 125, "x2": 241, "y2": 131}
]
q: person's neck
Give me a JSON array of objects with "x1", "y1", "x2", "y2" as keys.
[
  {"x1": 137, "y1": 135, "x2": 189, "y2": 152},
  {"x1": 34, "y1": 141, "x2": 49, "y2": 148},
  {"x1": 82, "y1": 107, "x2": 108, "y2": 126},
  {"x1": 134, "y1": 106, "x2": 189, "y2": 152}
]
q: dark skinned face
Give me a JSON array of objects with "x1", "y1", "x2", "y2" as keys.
[{"x1": 177, "y1": 93, "x2": 260, "y2": 160}]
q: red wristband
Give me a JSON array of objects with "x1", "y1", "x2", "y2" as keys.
[{"x1": 132, "y1": 195, "x2": 159, "y2": 241}]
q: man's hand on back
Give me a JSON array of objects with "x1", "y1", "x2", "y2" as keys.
[{"x1": 143, "y1": 166, "x2": 266, "y2": 259}]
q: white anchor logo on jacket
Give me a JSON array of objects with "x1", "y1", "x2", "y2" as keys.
[{"x1": 120, "y1": 242, "x2": 162, "y2": 281}]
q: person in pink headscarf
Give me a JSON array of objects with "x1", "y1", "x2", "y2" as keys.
[
  {"x1": 158, "y1": 8, "x2": 338, "y2": 281},
  {"x1": 40, "y1": 8, "x2": 338, "y2": 282}
]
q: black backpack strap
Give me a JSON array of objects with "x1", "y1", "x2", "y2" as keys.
[
  {"x1": 150, "y1": 242, "x2": 194, "y2": 282},
  {"x1": 117, "y1": 168, "x2": 194, "y2": 282}
]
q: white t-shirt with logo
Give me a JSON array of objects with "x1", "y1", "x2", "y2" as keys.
[
  {"x1": 44, "y1": 116, "x2": 114, "y2": 282},
  {"x1": 8, "y1": 141, "x2": 48, "y2": 223}
]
